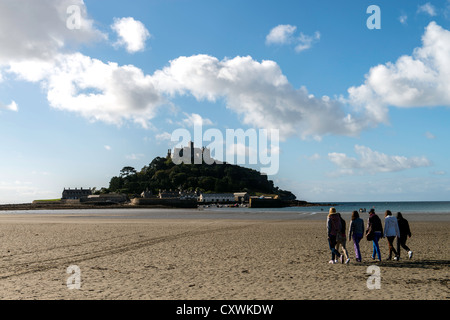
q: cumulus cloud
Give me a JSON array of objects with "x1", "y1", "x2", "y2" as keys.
[
  {"x1": 2, "y1": 1, "x2": 450, "y2": 144},
  {"x1": 0, "y1": 3, "x2": 161, "y2": 128},
  {"x1": 153, "y1": 54, "x2": 366, "y2": 140},
  {"x1": 8, "y1": 53, "x2": 166, "y2": 128},
  {"x1": 348, "y1": 22, "x2": 450, "y2": 125},
  {"x1": 328, "y1": 145, "x2": 431, "y2": 176},
  {"x1": 111, "y1": 17, "x2": 151, "y2": 53},
  {"x1": 265, "y1": 24, "x2": 297, "y2": 45},
  {"x1": 0, "y1": 0, "x2": 105, "y2": 64},
  {"x1": 266, "y1": 24, "x2": 320, "y2": 53}
]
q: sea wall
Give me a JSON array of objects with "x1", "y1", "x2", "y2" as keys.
[{"x1": 131, "y1": 198, "x2": 198, "y2": 208}]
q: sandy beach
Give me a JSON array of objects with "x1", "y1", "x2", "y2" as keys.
[{"x1": 0, "y1": 210, "x2": 448, "y2": 300}]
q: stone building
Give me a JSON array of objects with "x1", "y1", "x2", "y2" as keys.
[{"x1": 62, "y1": 188, "x2": 92, "y2": 200}]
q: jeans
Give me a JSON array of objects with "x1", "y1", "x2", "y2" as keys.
[
  {"x1": 328, "y1": 235, "x2": 341, "y2": 260},
  {"x1": 352, "y1": 233, "x2": 363, "y2": 261},
  {"x1": 372, "y1": 232, "x2": 382, "y2": 261}
]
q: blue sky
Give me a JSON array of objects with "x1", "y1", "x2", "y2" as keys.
[{"x1": 1, "y1": 0, "x2": 450, "y2": 203}]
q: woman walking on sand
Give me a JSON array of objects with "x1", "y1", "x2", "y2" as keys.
[
  {"x1": 336, "y1": 213, "x2": 350, "y2": 264},
  {"x1": 396, "y1": 212, "x2": 413, "y2": 260},
  {"x1": 384, "y1": 210, "x2": 400, "y2": 261},
  {"x1": 366, "y1": 208, "x2": 383, "y2": 261},
  {"x1": 327, "y1": 207, "x2": 342, "y2": 264},
  {"x1": 348, "y1": 210, "x2": 364, "y2": 262}
]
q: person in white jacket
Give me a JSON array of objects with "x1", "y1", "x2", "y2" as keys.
[{"x1": 384, "y1": 210, "x2": 400, "y2": 261}]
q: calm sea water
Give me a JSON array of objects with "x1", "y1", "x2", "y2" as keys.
[
  {"x1": 209, "y1": 201, "x2": 450, "y2": 215},
  {"x1": 1, "y1": 201, "x2": 449, "y2": 220},
  {"x1": 295, "y1": 201, "x2": 450, "y2": 214}
]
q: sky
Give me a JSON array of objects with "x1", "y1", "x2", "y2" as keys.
[{"x1": 0, "y1": 0, "x2": 450, "y2": 204}]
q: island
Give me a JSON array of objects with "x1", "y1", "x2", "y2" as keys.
[{"x1": 0, "y1": 144, "x2": 332, "y2": 210}]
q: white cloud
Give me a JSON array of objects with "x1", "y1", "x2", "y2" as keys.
[
  {"x1": 348, "y1": 22, "x2": 450, "y2": 125},
  {"x1": 431, "y1": 170, "x2": 446, "y2": 175},
  {"x1": 153, "y1": 54, "x2": 365, "y2": 140},
  {"x1": 418, "y1": 3, "x2": 437, "y2": 16},
  {"x1": 295, "y1": 31, "x2": 321, "y2": 52},
  {"x1": 0, "y1": 4, "x2": 161, "y2": 128},
  {"x1": 104, "y1": 145, "x2": 112, "y2": 151},
  {"x1": 155, "y1": 132, "x2": 172, "y2": 141},
  {"x1": 8, "y1": 52, "x2": 166, "y2": 128},
  {"x1": 2, "y1": 2, "x2": 449, "y2": 145},
  {"x1": 328, "y1": 145, "x2": 431, "y2": 176},
  {"x1": 111, "y1": 17, "x2": 151, "y2": 53},
  {"x1": 0, "y1": 101, "x2": 18, "y2": 112},
  {"x1": 0, "y1": 0, "x2": 105, "y2": 65},
  {"x1": 266, "y1": 25, "x2": 320, "y2": 53},
  {"x1": 265, "y1": 24, "x2": 297, "y2": 45},
  {"x1": 182, "y1": 113, "x2": 214, "y2": 127}
]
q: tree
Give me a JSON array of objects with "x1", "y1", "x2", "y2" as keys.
[
  {"x1": 105, "y1": 154, "x2": 298, "y2": 199},
  {"x1": 109, "y1": 176, "x2": 123, "y2": 192},
  {"x1": 120, "y1": 166, "x2": 137, "y2": 178}
]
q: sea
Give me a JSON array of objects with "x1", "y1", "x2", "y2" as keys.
[
  {"x1": 1, "y1": 201, "x2": 449, "y2": 221},
  {"x1": 204, "y1": 201, "x2": 450, "y2": 215},
  {"x1": 288, "y1": 201, "x2": 450, "y2": 214}
]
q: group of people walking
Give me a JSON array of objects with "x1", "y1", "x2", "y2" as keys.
[{"x1": 327, "y1": 207, "x2": 413, "y2": 264}]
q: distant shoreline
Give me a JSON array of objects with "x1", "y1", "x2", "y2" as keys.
[{"x1": 0, "y1": 200, "x2": 331, "y2": 212}]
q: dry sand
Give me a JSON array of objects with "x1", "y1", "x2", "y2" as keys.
[{"x1": 0, "y1": 211, "x2": 448, "y2": 300}]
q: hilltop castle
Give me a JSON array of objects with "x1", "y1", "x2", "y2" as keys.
[{"x1": 168, "y1": 141, "x2": 215, "y2": 164}]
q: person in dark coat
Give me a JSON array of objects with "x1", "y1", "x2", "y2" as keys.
[
  {"x1": 396, "y1": 212, "x2": 413, "y2": 259},
  {"x1": 366, "y1": 208, "x2": 383, "y2": 261},
  {"x1": 327, "y1": 207, "x2": 342, "y2": 264}
]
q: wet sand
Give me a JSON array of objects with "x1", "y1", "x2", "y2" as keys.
[{"x1": 0, "y1": 210, "x2": 448, "y2": 300}]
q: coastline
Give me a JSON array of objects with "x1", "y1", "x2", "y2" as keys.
[{"x1": 0, "y1": 200, "x2": 331, "y2": 212}]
